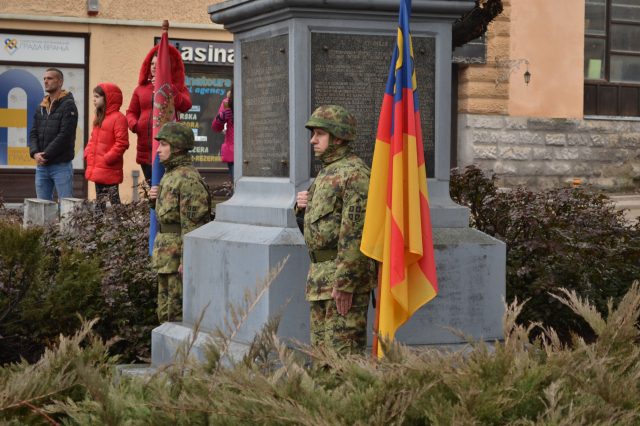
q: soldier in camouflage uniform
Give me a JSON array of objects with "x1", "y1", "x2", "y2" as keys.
[
  {"x1": 149, "y1": 122, "x2": 211, "y2": 323},
  {"x1": 295, "y1": 105, "x2": 376, "y2": 356}
]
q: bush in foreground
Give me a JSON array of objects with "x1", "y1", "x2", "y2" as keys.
[
  {"x1": 1, "y1": 265, "x2": 640, "y2": 425},
  {"x1": 450, "y1": 164, "x2": 640, "y2": 334},
  {"x1": 0, "y1": 200, "x2": 157, "y2": 364}
]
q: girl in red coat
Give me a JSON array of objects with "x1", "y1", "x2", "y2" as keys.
[
  {"x1": 126, "y1": 45, "x2": 192, "y2": 183},
  {"x1": 84, "y1": 83, "x2": 129, "y2": 213}
]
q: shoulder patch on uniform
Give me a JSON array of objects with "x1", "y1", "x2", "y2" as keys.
[
  {"x1": 71, "y1": 112, "x2": 75, "y2": 115},
  {"x1": 348, "y1": 205, "x2": 362, "y2": 221}
]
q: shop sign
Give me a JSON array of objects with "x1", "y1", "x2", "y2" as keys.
[
  {"x1": 1, "y1": 34, "x2": 85, "y2": 64},
  {"x1": 155, "y1": 38, "x2": 234, "y2": 66}
]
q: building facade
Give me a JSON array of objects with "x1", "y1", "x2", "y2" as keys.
[
  {"x1": 3, "y1": 0, "x2": 636, "y2": 200},
  {"x1": 456, "y1": 0, "x2": 640, "y2": 191},
  {"x1": 0, "y1": 0, "x2": 231, "y2": 203}
]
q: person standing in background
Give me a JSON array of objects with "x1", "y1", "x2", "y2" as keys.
[
  {"x1": 84, "y1": 83, "x2": 129, "y2": 214},
  {"x1": 126, "y1": 45, "x2": 192, "y2": 184},
  {"x1": 29, "y1": 68, "x2": 79, "y2": 201},
  {"x1": 211, "y1": 83, "x2": 234, "y2": 184}
]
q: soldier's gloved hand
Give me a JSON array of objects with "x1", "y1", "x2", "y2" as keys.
[
  {"x1": 150, "y1": 186, "x2": 158, "y2": 200},
  {"x1": 332, "y1": 288, "x2": 353, "y2": 317},
  {"x1": 296, "y1": 191, "x2": 309, "y2": 209},
  {"x1": 218, "y1": 108, "x2": 233, "y2": 122}
]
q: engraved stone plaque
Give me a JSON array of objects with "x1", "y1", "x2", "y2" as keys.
[
  {"x1": 311, "y1": 33, "x2": 435, "y2": 178},
  {"x1": 241, "y1": 34, "x2": 290, "y2": 177}
]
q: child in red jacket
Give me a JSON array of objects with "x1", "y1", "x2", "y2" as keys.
[{"x1": 84, "y1": 83, "x2": 130, "y2": 213}]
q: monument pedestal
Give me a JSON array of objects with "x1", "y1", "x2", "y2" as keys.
[
  {"x1": 151, "y1": 0, "x2": 505, "y2": 365},
  {"x1": 152, "y1": 221, "x2": 310, "y2": 365}
]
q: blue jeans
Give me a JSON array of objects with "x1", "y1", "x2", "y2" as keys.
[
  {"x1": 35, "y1": 161, "x2": 74, "y2": 201},
  {"x1": 227, "y1": 162, "x2": 234, "y2": 181}
]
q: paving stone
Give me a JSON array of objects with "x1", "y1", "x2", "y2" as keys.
[
  {"x1": 474, "y1": 146, "x2": 498, "y2": 160},
  {"x1": 471, "y1": 116, "x2": 503, "y2": 129},
  {"x1": 503, "y1": 176, "x2": 537, "y2": 188},
  {"x1": 514, "y1": 132, "x2": 543, "y2": 145},
  {"x1": 567, "y1": 134, "x2": 589, "y2": 146},
  {"x1": 610, "y1": 121, "x2": 631, "y2": 134},
  {"x1": 493, "y1": 162, "x2": 518, "y2": 175},
  {"x1": 544, "y1": 162, "x2": 572, "y2": 175},
  {"x1": 628, "y1": 121, "x2": 640, "y2": 133},
  {"x1": 589, "y1": 134, "x2": 606, "y2": 147},
  {"x1": 609, "y1": 134, "x2": 622, "y2": 148},
  {"x1": 580, "y1": 120, "x2": 611, "y2": 133},
  {"x1": 505, "y1": 116, "x2": 527, "y2": 130},
  {"x1": 498, "y1": 133, "x2": 518, "y2": 144},
  {"x1": 516, "y1": 162, "x2": 544, "y2": 176},
  {"x1": 532, "y1": 147, "x2": 554, "y2": 160},
  {"x1": 537, "y1": 176, "x2": 561, "y2": 189},
  {"x1": 528, "y1": 118, "x2": 576, "y2": 132},
  {"x1": 472, "y1": 130, "x2": 500, "y2": 144},
  {"x1": 546, "y1": 134, "x2": 566, "y2": 146},
  {"x1": 499, "y1": 146, "x2": 531, "y2": 160},
  {"x1": 615, "y1": 149, "x2": 631, "y2": 162},
  {"x1": 573, "y1": 162, "x2": 600, "y2": 177},
  {"x1": 623, "y1": 134, "x2": 640, "y2": 147},
  {"x1": 554, "y1": 148, "x2": 579, "y2": 160},
  {"x1": 579, "y1": 148, "x2": 595, "y2": 161}
]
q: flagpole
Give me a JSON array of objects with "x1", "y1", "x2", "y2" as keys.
[{"x1": 372, "y1": 262, "x2": 383, "y2": 359}]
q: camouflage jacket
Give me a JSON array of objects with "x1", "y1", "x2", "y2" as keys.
[
  {"x1": 149, "y1": 154, "x2": 211, "y2": 274},
  {"x1": 299, "y1": 144, "x2": 376, "y2": 301}
]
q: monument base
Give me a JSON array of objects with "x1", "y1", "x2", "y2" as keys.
[
  {"x1": 151, "y1": 225, "x2": 505, "y2": 364},
  {"x1": 376, "y1": 227, "x2": 506, "y2": 346},
  {"x1": 151, "y1": 220, "x2": 311, "y2": 366}
]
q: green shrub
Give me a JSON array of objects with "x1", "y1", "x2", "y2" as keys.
[
  {"x1": 0, "y1": 200, "x2": 157, "y2": 365},
  {"x1": 0, "y1": 221, "x2": 45, "y2": 362},
  {"x1": 1, "y1": 266, "x2": 640, "y2": 425},
  {"x1": 16, "y1": 249, "x2": 104, "y2": 347},
  {"x1": 450, "y1": 164, "x2": 640, "y2": 333}
]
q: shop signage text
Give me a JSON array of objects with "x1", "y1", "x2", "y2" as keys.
[
  {"x1": 1, "y1": 34, "x2": 85, "y2": 64},
  {"x1": 155, "y1": 38, "x2": 234, "y2": 67}
]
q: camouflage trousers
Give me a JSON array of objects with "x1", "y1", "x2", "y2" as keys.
[
  {"x1": 310, "y1": 292, "x2": 369, "y2": 356},
  {"x1": 158, "y1": 272, "x2": 183, "y2": 323}
]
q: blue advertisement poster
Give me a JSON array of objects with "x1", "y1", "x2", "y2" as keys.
[{"x1": 0, "y1": 65, "x2": 85, "y2": 169}]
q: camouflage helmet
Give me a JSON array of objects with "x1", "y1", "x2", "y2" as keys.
[
  {"x1": 155, "y1": 122, "x2": 195, "y2": 150},
  {"x1": 305, "y1": 105, "x2": 357, "y2": 141}
]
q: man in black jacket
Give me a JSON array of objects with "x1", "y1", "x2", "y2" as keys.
[{"x1": 29, "y1": 68, "x2": 79, "y2": 201}]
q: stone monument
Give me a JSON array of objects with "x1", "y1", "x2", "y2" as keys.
[{"x1": 151, "y1": 0, "x2": 506, "y2": 365}]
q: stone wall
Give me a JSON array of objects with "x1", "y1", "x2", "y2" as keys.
[
  {"x1": 457, "y1": 114, "x2": 640, "y2": 191},
  {"x1": 457, "y1": 0, "x2": 511, "y2": 115}
]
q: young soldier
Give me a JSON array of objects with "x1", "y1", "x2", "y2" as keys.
[
  {"x1": 149, "y1": 122, "x2": 211, "y2": 322},
  {"x1": 295, "y1": 105, "x2": 377, "y2": 356}
]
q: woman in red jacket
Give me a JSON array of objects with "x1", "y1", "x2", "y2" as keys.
[
  {"x1": 126, "y1": 45, "x2": 192, "y2": 182},
  {"x1": 84, "y1": 83, "x2": 130, "y2": 213}
]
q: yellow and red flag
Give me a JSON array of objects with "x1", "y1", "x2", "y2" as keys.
[{"x1": 360, "y1": 0, "x2": 438, "y2": 356}]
